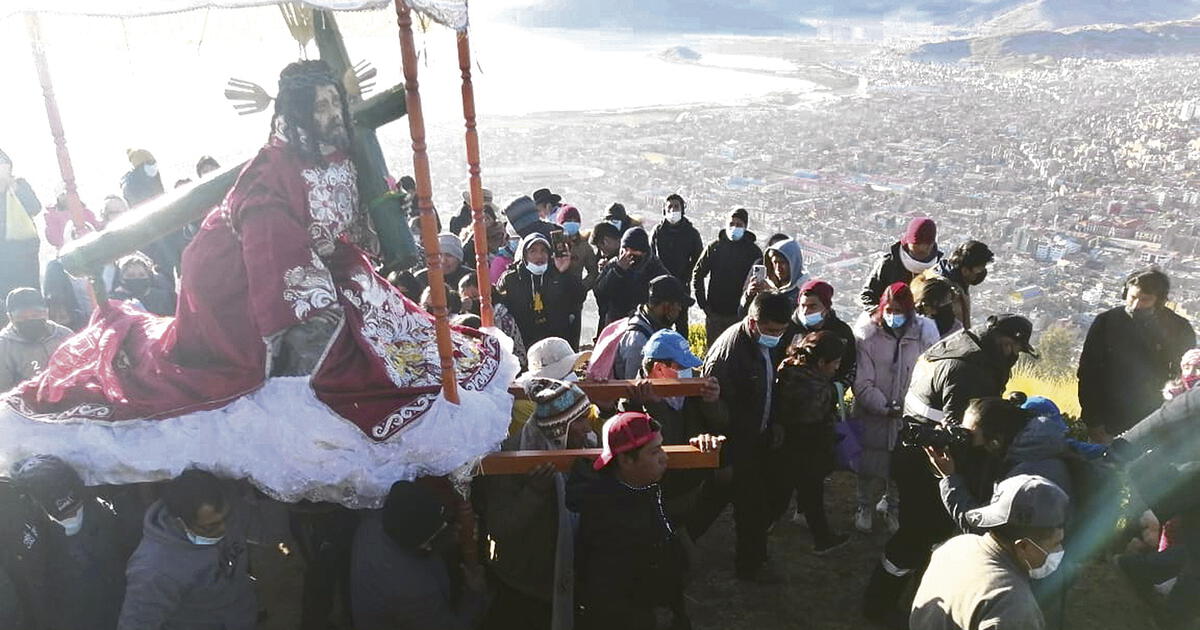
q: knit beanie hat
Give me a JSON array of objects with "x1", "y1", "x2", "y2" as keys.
[
  {"x1": 902, "y1": 217, "x2": 937, "y2": 246},
  {"x1": 525, "y1": 377, "x2": 590, "y2": 444},
  {"x1": 620, "y1": 227, "x2": 650, "y2": 253},
  {"x1": 437, "y1": 233, "x2": 464, "y2": 262},
  {"x1": 730, "y1": 208, "x2": 749, "y2": 224},
  {"x1": 556, "y1": 204, "x2": 582, "y2": 224},
  {"x1": 504, "y1": 196, "x2": 539, "y2": 236},
  {"x1": 880, "y1": 282, "x2": 915, "y2": 314},
  {"x1": 800, "y1": 279, "x2": 834, "y2": 310}
]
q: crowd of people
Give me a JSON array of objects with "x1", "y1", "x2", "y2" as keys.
[{"x1": 2, "y1": 67, "x2": 1200, "y2": 630}]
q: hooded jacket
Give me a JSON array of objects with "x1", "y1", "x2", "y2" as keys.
[
  {"x1": 118, "y1": 499, "x2": 256, "y2": 630},
  {"x1": 852, "y1": 313, "x2": 940, "y2": 479},
  {"x1": 692, "y1": 229, "x2": 762, "y2": 317},
  {"x1": 593, "y1": 251, "x2": 671, "y2": 326},
  {"x1": 859, "y1": 241, "x2": 942, "y2": 311},
  {"x1": 903, "y1": 330, "x2": 1012, "y2": 427},
  {"x1": 0, "y1": 321, "x2": 74, "y2": 392},
  {"x1": 498, "y1": 234, "x2": 587, "y2": 349},
  {"x1": 1078, "y1": 305, "x2": 1196, "y2": 435},
  {"x1": 739, "y1": 238, "x2": 805, "y2": 315},
  {"x1": 565, "y1": 459, "x2": 686, "y2": 627},
  {"x1": 650, "y1": 216, "x2": 703, "y2": 292},
  {"x1": 940, "y1": 415, "x2": 1073, "y2": 534}
]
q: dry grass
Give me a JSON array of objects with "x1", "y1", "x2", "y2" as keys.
[{"x1": 1007, "y1": 366, "x2": 1082, "y2": 419}]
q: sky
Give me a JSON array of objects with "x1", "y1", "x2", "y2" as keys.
[{"x1": 0, "y1": 1, "x2": 812, "y2": 208}]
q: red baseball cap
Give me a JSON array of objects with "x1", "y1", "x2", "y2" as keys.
[{"x1": 594, "y1": 412, "x2": 661, "y2": 471}]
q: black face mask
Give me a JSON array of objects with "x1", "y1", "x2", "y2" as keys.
[
  {"x1": 932, "y1": 307, "x2": 956, "y2": 334},
  {"x1": 121, "y1": 278, "x2": 152, "y2": 297},
  {"x1": 14, "y1": 319, "x2": 49, "y2": 341}
]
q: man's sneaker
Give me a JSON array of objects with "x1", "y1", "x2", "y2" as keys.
[
  {"x1": 790, "y1": 510, "x2": 807, "y2": 526},
  {"x1": 854, "y1": 506, "x2": 873, "y2": 533},
  {"x1": 814, "y1": 533, "x2": 851, "y2": 556}
]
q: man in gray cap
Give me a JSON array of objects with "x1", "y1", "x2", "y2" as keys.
[
  {"x1": 911, "y1": 474, "x2": 1068, "y2": 630},
  {"x1": 0, "y1": 288, "x2": 74, "y2": 391}
]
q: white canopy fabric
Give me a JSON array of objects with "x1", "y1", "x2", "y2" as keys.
[{"x1": 0, "y1": 0, "x2": 468, "y2": 30}]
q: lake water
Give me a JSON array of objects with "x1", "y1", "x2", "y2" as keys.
[{"x1": 1, "y1": 7, "x2": 820, "y2": 205}]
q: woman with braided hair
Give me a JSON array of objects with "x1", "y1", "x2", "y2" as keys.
[{"x1": 1, "y1": 61, "x2": 518, "y2": 507}]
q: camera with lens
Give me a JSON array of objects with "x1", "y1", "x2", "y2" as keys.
[{"x1": 899, "y1": 416, "x2": 972, "y2": 450}]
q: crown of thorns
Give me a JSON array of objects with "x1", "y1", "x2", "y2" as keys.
[{"x1": 278, "y1": 61, "x2": 339, "y2": 94}]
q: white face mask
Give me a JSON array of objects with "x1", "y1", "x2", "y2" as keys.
[
  {"x1": 608, "y1": 219, "x2": 623, "y2": 230},
  {"x1": 526, "y1": 261, "x2": 548, "y2": 276},
  {"x1": 53, "y1": 510, "x2": 85, "y2": 537},
  {"x1": 666, "y1": 211, "x2": 683, "y2": 224},
  {"x1": 1026, "y1": 541, "x2": 1064, "y2": 580},
  {"x1": 143, "y1": 163, "x2": 159, "y2": 178}
]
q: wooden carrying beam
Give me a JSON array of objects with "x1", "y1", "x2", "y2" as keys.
[
  {"x1": 509, "y1": 377, "x2": 708, "y2": 402},
  {"x1": 458, "y1": 30, "x2": 495, "y2": 327},
  {"x1": 395, "y1": 0, "x2": 458, "y2": 403},
  {"x1": 479, "y1": 445, "x2": 720, "y2": 475}
]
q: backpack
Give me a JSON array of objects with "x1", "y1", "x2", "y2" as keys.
[{"x1": 586, "y1": 314, "x2": 655, "y2": 380}]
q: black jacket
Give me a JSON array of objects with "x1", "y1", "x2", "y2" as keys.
[
  {"x1": 498, "y1": 266, "x2": 586, "y2": 349},
  {"x1": 566, "y1": 460, "x2": 686, "y2": 628},
  {"x1": 594, "y1": 254, "x2": 671, "y2": 326},
  {"x1": 703, "y1": 320, "x2": 784, "y2": 464},
  {"x1": 904, "y1": 330, "x2": 1012, "y2": 426},
  {"x1": 783, "y1": 308, "x2": 857, "y2": 392},
  {"x1": 1078, "y1": 306, "x2": 1196, "y2": 435},
  {"x1": 0, "y1": 486, "x2": 127, "y2": 630},
  {"x1": 859, "y1": 241, "x2": 941, "y2": 311},
  {"x1": 692, "y1": 230, "x2": 762, "y2": 317},
  {"x1": 650, "y1": 218, "x2": 703, "y2": 292}
]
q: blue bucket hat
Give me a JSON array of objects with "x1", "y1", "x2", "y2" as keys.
[{"x1": 642, "y1": 329, "x2": 703, "y2": 369}]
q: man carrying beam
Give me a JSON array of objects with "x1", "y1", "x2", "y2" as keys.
[{"x1": 0, "y1": 60, "x2": 518, "y2": 507}]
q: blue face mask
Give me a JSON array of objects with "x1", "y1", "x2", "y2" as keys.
[
  {"x1": 504, "y1": 238, "x2": 520, "y2": 255},
  {"x1": 757, "y1": 333, "x2": 782, "y2": 348},
  {"x1": 884, "y1": 313, "x2": 908, "y2": 329},
  {"x1": 608, "y1": 219, "x2": 622, "y2": 230},
  {"x1": 803, "y1": 311, "x2": 825, "y2": 328},
  {"x1": 562, "y1": 221, "x2": 581, "y2": 236},
  {"x1": 185, "y1": 527, "x2": 224, "y2": 546},
  {"x1": 728, "y1": 226, "x2": 745, "y2": 241}
]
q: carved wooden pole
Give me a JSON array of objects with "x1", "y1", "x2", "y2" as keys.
[
  {"x1": 395, "y1": 0, "x2": 458, "y2": 403},
  {"x1": 458, "y1": 30, "x2": 495, "y2": 327},
  {"x1": 26, "y1": 13, "x2": 86, "y2": 234}
]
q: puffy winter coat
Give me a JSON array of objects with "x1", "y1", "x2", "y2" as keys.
[
  {"x1": 1078, "y1": 305, "x2": 1196, "y2": 435},
  {"x1": 852, "y1": 313, "x2": 940, "y2": 479},
  {"x1": 650, "y1": 217, "x2": 703, "y2": 291},
  {"x1": 692, "y1": 229, "x2": 762, "y2": 317},
  {"x1": 904, "y1": 329, "x2": 1012, "y2": 426},
  {"x1": 859, "y1": 241, "x2": 941, "y2": 311}
]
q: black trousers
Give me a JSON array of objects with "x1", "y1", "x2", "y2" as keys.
[
  {"x1": 771, "y1": 429, "x2": 836, "y2": 544},
  {"x1": 484, "y1": 577, "x2": 551, "y2": 630},
  {"x1": 687, "y1": 438, "x2": 774, "y2": 574}
]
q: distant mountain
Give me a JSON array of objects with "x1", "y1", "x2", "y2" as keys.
[
  {"x1": 508, "y1": 0, "x2": 1200, "y2": 35},
  {"x1": 511, "y1": 0, "x2": 817, "y2": 34},
  {"x1": 913, "y1": 19, "x2": 1200, "y2": 62},
  {"x1": 979, "y1": 0, "x2": 1200, "y2": 33}
]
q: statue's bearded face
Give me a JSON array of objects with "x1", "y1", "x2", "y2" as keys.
[{"x1": 312, "y1": 84, "x2": 350, "y2": 152}]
